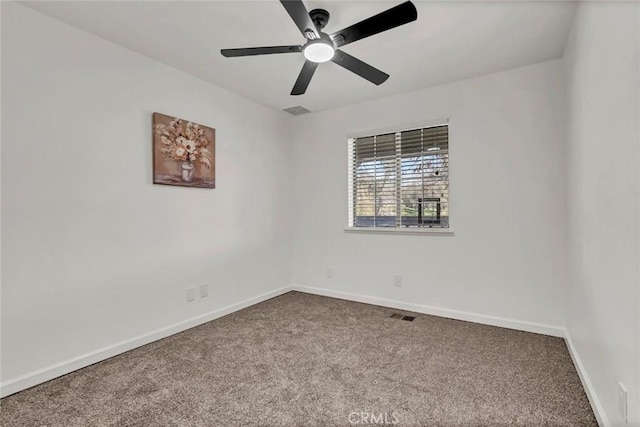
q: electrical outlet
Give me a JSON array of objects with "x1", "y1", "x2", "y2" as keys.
[
  {"x1": 618, "y1": 382, "x2": 628, "y2": 423},
  {"x1": 199, "y1": 284, "x2": 208, "y2": 298},
  {"x1": 326, "y1": 268, "x2": 334, "y2": 279},
  {"x1": 394, "y1": 274, "x2": 402, "y2": 288},
  {"x1": 186, "y1": 287, "x2": 195, "y2": 302}
]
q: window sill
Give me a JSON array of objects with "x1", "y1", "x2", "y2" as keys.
[{"x1": 344, "y1": 227, "x2": 455, "y2": 236}]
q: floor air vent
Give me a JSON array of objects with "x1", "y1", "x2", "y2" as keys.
[{"x1": 390, "y1": 313, "x2": 415, "y2": 321}]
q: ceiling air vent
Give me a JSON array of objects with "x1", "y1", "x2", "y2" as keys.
[{"x1": 283, "y1": 105, "x2": 311, "y2": 116}]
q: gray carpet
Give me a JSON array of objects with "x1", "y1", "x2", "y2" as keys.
[{"x1": 1, "y1": 291, "x2": 596, "y2": 426}]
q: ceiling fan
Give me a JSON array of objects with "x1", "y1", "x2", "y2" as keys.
[{"x1": 221, "y1": 0, "x2": 418, "y2": 96}]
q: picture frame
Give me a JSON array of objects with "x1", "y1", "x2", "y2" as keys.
[{"x1": 152, "y1": 112, "x2": 215, "y2": 188}]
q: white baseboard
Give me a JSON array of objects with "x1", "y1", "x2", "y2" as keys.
[
  {"x1": 0, "y1": 285, "x2": 293, "y2": 398},
  {"x1": 563, "y1": 330, "x2": 609, "y2": 427},
  {"x1": 291, "y1": 284, "x2": 564, "y2": 337}
]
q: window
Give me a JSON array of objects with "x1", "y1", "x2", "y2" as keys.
[{"x1": 348, "y1": 124, "x2": 449, "y2": 229}]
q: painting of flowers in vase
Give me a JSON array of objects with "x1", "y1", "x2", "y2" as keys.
[{"x1": 153, "y1": 112, "x2": 215, "y2": 188}]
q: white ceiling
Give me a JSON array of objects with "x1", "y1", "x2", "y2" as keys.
[{"x1": 23, "y1": 0, "x2": 578, "y2": 113}]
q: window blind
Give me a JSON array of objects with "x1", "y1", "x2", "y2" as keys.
[{"x1": 349, "y1": 125, "x2": 449, "y2": 228}]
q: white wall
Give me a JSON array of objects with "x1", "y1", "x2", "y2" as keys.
[
  {"x1": 290, "y1": 60, "x2": 567, "y2": 332},
  {"x1": 563, "y1": 2, "x2": 640, "y2": 425},
  {"x1": 1, "y1": 2, "x2": 292, "y2": 392}
]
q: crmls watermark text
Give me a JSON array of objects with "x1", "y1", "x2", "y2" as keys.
[{"x1": 348, "y1": 411, "x2": 399, "y2": 425}]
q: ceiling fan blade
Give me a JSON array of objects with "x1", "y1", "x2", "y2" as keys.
[
  {"x1": 221, "y1": 45, "x2": 302, "y2": 57},
  {"x1": 330, "y1": 1, "x2": 417, "y2": 48},
  {"x1": 291, "y1": 60, "x2": 318, "y2": 95},
  {"x1": 280, "y1": 0, "x2": 320, "y2": 40},
  {"x1": 331, "y1": 50, "x2": 389, "y2": 85}
]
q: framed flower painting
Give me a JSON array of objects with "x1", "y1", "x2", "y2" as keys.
[{"x1": 153, "y1": 112, "x2": 215, "y2": 188}]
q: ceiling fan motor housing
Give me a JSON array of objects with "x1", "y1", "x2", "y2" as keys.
[{"x1": 304, "y1": 32, "x2": 335, "y2": 49}]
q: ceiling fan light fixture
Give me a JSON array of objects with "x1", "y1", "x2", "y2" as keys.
[{"x1": 303, "y1": 41, "x2": 335, "y2": 63}]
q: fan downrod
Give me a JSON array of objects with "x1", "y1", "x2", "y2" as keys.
[{"x1": 309, "y1": 9, "x2": 330, "y2": 30}]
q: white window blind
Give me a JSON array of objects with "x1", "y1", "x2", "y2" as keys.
[{"x1": 348, "y1": 124, "x2": 449, "y2": 228}]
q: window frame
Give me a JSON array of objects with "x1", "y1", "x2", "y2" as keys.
[{"x1": 345, "y1": 118, "x2": 454, "y2": 235}]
